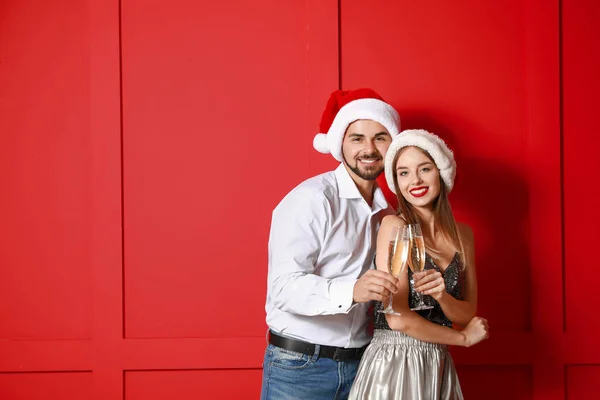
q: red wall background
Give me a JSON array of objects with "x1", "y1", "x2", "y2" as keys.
[{"x1": 0, "y1": 0, "x2": 598, "y2": 399}]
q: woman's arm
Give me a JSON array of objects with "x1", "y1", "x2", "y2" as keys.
[
  {"x1": 424, "y1": 223, "x2": 478, "y2": 326},
  {"x1": 377, "y1": 216, "x2": 469, "y2": 346}
]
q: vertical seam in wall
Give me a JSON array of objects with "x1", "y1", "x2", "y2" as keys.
[
  {"x1": 563, "y1": 364, "x2": 568, "y2": 400},
  {"x1": 122, "y1": 368, "x2": 127, "y2": 400},
  {"x1": 337, "y1": 0, "x2": 342, "y2": 89},
  {"x1": 306, "y1": 0, "x2": 315, "y2": 175},
  {"x1": 558, "y1": 0, "x2": 566, "y2": 335},
  {"x1": 118, "y1": 0, "x2": 126, "y2": 340}
]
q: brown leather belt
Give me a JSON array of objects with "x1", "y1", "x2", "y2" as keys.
[{"x1": 268, "y1": 330, "x2": 367, "y2": 362}]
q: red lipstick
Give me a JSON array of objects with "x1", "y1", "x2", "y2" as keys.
[{"x1": 409, "y1": 186, "x2": 429, "y2": 198}]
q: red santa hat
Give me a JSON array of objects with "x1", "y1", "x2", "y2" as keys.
[
  {"x1": 313, "y1": 88, "x2": 401, "y2": 161},
  {"x1": 384, "y1": 129, "x2": 457, "y2": 193}
]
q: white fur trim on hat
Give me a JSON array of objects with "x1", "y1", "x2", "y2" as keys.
[
  {"x1": 384, "y1": 129, "x2": 457, "y2": 193},
  {"x1": 313, "y1": 98, "x2": 401, "y2": 162},
  {"x1": 313, "y1": 133, "x2": 329, "y2": 154}
]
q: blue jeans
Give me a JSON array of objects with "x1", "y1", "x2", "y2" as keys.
[{"x1": 260, "y1": 344, "x2": 360, "y2": 400}]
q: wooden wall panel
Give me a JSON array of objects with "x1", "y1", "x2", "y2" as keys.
[
  {"x1": 341, "y1": 0, "x2": 530, "y2": 332},
  {"x1": 120, "y1": 0, "x2": 338, "y2": 339},
  {"x1": 0, "y1": 372, "x2": 93, "y2": 400},
  {"x1": 457, "y1": 366, "x2": 532, "y2": 399},
  {"x1": 0, "y1": 0, "x2": 93, "y2": 340},
  {"x1": 339, "y1": 1, "x2": 564, "y2": 398},
  {"x1": 124, "y1": 369, "x2": 262, "y2": 400},
  {"x1": 566, "y1": 366, "x2": 600, "y2": 400},
  {"x1": 563, "y1": 0, "x2": 600, "y2": 334}
]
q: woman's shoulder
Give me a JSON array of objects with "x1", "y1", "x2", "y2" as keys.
[
  {"x1": 378, "y1": 215, "x2": 406, "y2": 241},
  {"x1": 381, "y1": 214, "x2": 406, "y2": 228}
]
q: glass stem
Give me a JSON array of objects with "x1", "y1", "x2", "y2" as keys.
[{"x1": 418, "y1": 291, "x2": 426, "y2": 306}]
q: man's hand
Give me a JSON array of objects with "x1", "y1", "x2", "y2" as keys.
[{"x1": 353, "y1": 270, "x2": 400, "y2": 303}]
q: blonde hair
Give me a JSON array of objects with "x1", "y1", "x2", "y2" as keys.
[{"x1": 392, "y1": 146, "x2": 466, "y2": 268}]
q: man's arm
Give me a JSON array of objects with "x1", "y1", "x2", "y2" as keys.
[{"x1": 268, "y1": 188, "x2": 355, "y2": 316}]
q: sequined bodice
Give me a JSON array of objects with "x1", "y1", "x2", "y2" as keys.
[{"x1": 374, "y1": 252, "x2": 465, "y2": 329}]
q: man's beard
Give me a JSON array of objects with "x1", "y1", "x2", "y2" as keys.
[{"x1": 343, "y1": 153, "x2": 384, "y2": 181}]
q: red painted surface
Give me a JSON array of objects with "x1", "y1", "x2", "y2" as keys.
[
  {"x1": 563, "y1": 0, "x2": 600, "y2": 334},
  {"x1": 566, "y1": 366, "x2": 600, "y2": 400},
  {"x1": 125, "y1": 369, "x2": 262, "y2": 400},
  {"x1": 0, "y1": 0, "x2": 598, "y2": 399},
  {"x1": 120, "y1": 0, "x2": 317, "y2": 339},
  {"x1": 0, "y1": 0, "x2": 93, "y2": 341},
  {"x1": 0, "y1": 373, "x2": 93, "y2": 399}
]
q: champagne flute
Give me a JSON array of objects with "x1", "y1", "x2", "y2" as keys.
[
  {"x1": 378, "y1": 225, "x2": 408, "y2": 315},
  {"x1": 406, "y1": 224, "x2": 434, "y2": 311}
]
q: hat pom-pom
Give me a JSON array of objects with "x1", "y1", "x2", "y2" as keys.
[{"x1": 313, "y1": 133, "x2": 330, "y2": 154}]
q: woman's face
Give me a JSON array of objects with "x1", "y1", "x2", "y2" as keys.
[{"x1": 395, "y1": 146, "x2": 441, "y2": 210}]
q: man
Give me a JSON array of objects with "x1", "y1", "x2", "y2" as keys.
[{"x1": 261, "y1": 88, "x2": 402, "y2": 400}]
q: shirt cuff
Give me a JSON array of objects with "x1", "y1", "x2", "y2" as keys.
[{"x1": 329, "y1": 279, "x2": 357, "y2": 313}]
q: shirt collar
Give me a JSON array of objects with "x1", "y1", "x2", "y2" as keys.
[
  {"x1": 335, "y1": 164, "x2": 362, "y2": 199},
  {"x1": 372, "y1": 185, "x2": 389, "y2": 213},
  {"x1": 334, "y1": 164, "x2": 389, "y2": 213}
]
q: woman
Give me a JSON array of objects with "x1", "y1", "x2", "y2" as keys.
[{"x1": 349, "y1": 129, "x2": 489, "y2": 400}]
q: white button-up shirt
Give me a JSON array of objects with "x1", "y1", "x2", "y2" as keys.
[{"x1": 266, "y1": 164, "x2": 391, "y2": 348}]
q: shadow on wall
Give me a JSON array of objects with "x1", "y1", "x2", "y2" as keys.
[
  {"x1": 393, "y1": 110, "x2": 561, "y2": 396},
  {"x1": 397, "y1": 110, "x2": 532, "y2": 331}
]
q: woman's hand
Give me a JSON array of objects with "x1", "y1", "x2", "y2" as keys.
[
  {"x1": 413, "y1": 269, "x2": 446, "y2": 300},
  {"x1": 461, "y1": 317, "x2": 489, "y2": 347}
]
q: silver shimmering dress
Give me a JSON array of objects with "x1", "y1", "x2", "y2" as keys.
[{"x1": 349, "y1": 253, "x2": 465, "y2": 400}]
